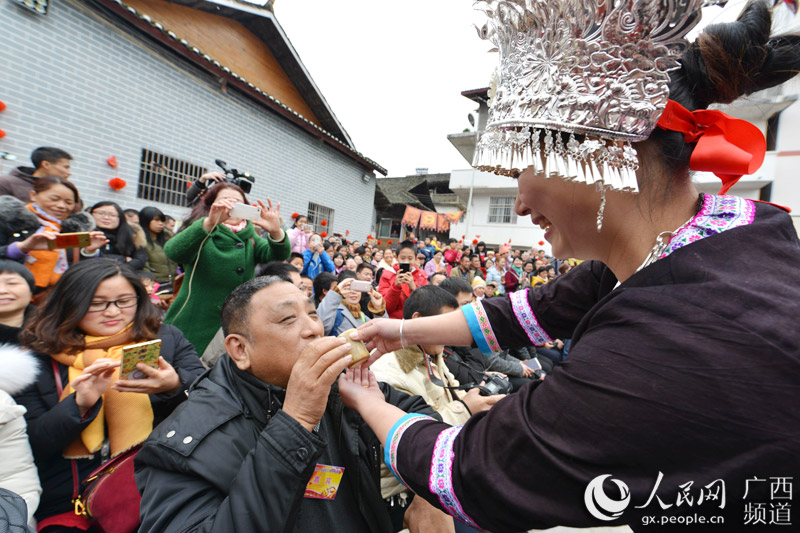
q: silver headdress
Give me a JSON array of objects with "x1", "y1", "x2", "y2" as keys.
[{"x1": 472, "y1": 0, "x2": 705, "y2": 193}]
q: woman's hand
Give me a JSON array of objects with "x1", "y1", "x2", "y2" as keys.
[
  {"x1": 338, "y1": 365, "x2": 385, "y2": 411},
  {"x1": 15, "y1": 232, "x2": 56, "y2": 254},
  {"x1": 253, "y1": 198, "x2": 284, "y2": 241},
  {"x1": 369, "y1": 288, "x2": 384, "y2": 309},
  {"x1": 350, "y1": 319, "x2": 403, "y2": 364},
  {"x1": 70, "y1": 358, "x2": 120, "y2": 416},
  {"x1": 112, "y1": 357, "x2": 181, "y2": 395},
  {"x1": 202, "y1": 198, "x2": 236, "y2": 232},
  {"x1": 83, "y1": 231, "x2": 110, "y2": 254}
]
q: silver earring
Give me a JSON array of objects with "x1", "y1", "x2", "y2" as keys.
[{"x1": 596, "y1": 187, "x2": 607, "y2": 233}]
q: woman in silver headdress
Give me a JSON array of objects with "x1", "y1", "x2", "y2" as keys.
[{"x1": 338, "y1": 1, "x2": 800, "y2": 531}]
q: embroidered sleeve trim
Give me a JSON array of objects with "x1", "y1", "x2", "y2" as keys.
[
  {"x1": 429, "y1": 426, "x2": 480, "y2": 528},
  {"x1": 461, "y1": 301, "x2": 502, "y2": 355},
  {"x1": 660, "y1": 194, "x2": 756, "y2": 259},
  {"x1": 510, "y1": 289, "x2": 553, "y2": 346},
  {"x1": 384, "y1": 413, "x2": 435, "y2": 487}
]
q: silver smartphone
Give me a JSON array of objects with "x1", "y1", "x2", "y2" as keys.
[
  {"x1": 350, "y1": 280, "x2": 372, "y2": 293},
  {"x1": 229, "y1": 202, "x2": 261, "y2": 221}
]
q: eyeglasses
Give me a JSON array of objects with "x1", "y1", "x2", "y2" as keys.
[
  {"x1": 87, "y1": 296, "x2": 139, "y2": 312},
  {"x1": 93, "y1": 211, "x2": 119, "y2": 219}
]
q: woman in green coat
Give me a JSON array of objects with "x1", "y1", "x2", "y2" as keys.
[{"x1": 164, "y1": 183, "x2": 290, "y2": 354}]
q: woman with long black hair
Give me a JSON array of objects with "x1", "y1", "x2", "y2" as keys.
[
  {"x1": 89, "y1": 201, "x2": 147, "y2": 270},
  {"x1": 139, "y1": 206, "x2": 177, "y2": 291},
  {"x1": 15, "y1": 259, "x2": 204, "y2": 530}
]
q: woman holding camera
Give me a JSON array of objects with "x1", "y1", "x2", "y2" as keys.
[
  {"x1": 318, "y1": 271, "x2": 386, "y2": 336},
  {"x1": 14, "y1": 259, "x2": 204, "y2": 529},
  {"x1": 163, "y1": 183, "x2": 290, "y2": 354},
  {"x1": 287, "y1": 214, "x2": 312, "y2": 254}
]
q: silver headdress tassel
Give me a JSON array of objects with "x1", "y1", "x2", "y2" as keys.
[{"x1": 472, "y1": 0, "x2": 705, "y2": 194}]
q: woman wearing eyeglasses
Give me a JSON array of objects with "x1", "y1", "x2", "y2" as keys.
[
  {"x1": 14, "y1": 259, "x2": 204, "y2": 530},
  {"x1": 89, "y1": 201, "x2": 148, "y2": 271}
]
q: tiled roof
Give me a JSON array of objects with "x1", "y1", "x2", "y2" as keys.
[{"x1": 98, "y1": 0, "x2": 386, "y2": 174}]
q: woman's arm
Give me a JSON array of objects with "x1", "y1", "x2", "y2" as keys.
[{"x1": 163, "y1": 219, "x2": 210, "y2": 265}]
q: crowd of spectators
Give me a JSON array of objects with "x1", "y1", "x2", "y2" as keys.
[{"x1": 0, "y1": 146, "x2": 576, "y2": 532}]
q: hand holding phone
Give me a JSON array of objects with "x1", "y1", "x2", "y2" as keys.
[
  {"x1": 120, "y1": 340, "x2": 162, "y2": 380},
  {"x1": 349, "y1": 280, "x2": 372, "y2": 293},
  {"x1": 229, "y1": 202, "x2": 262, "y2": 221},
  {"x1": 47, "y1": 232, "x2": 92, "y2": 250}
]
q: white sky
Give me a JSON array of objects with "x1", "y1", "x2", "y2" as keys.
[
  {"x1": 274, "y1": 0, "x2": 496, "y2": 176},
  {"x1": 273, "y1": 0, "x2": 792, "y2": 178}
]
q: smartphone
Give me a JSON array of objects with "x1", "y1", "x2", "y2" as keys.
[
  {"x1": 302, "y1": 224, "x2": 312, "y2": 232},
  {"x1": 350, "y1": 280, "x2": 372, "y2": 293},
  {"x1": 339, "y1": 328, "x2": 370, "y2": 367},
  {"x1": 47, "y1": 232, "x2": 91, "y2": 250},
  {"x1": 399, "y1": 263, "x2": 411, "y2": 273},
  {"x1": 312, "y1": 236, "x2": 321, "y2": 246},
  {"x1": 229, "y1": 202, "x2": 261, "y2": 221},
  {"x1": 120, "y1": 339, "x2": 162, "y2": 380}
]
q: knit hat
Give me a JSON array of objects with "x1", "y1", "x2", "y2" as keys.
[{"x1": 472, "y1": 277, "x2": 486, "y2": 289}]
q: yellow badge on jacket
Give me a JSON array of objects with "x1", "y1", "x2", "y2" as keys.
[{"x1": 304, "y1": 464, "x2": 345, "y2": 500}]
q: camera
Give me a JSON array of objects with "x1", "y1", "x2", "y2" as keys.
[
  {"x1": 215, "y1": 159, "x2": 255, "y2": 194},
  {"x1": 476, "y1": 374, "x2": 512, "y2": 396}
]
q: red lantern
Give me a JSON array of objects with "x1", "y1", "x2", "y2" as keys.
[
  {"x1": 472, "y1": 239, "x2": 478, "y2": 245},
  {"x1": 0, "y1": 129, "x2": 5, "y2": 139},
  {"x1": 0, "y1": 101, "x2": 6, "y2": 112},
  {"x1": 458, "y1": 239, "x2": 463, "y2": 243},
  {"x1": 461, "y1": 235, "x2": 465, "y2": 239},
  {"x1": 346, "y1": 230, "x2": 350, "y2": 235},
  {"x1": 106, "y1": 156, "x2": 118, "y2": 168},
  {"x1": 367, "y1": 234, "x2": 374, "y2": 240},
  {"x1": 320, "y1": 232, "x2": 328, "y2": 238},
  {"x1": 291, "y1": 213, "x2": 299, "y2": 219},
  {"x1": 109, "y1": 177, "x2": 127, "y2": 191},
  {"x1": 377, "y1": 240, "x2": 382, "y2": 245},
  {"x1": 476, "y1": 235, "x2": 481, "y2": 238},
  {"x1": 321, "y1": 220, "x2": 328, "y2": 227},
  {"x1": 388, "y1": 240, "x2": 393, "y2": 245},
  {"x1": 538, "y1": 240, "x2": 545, "y2": 246}
]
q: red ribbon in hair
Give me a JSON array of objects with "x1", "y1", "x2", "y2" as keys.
[{"x1": 656, "y1": 99, "x2": 766, "y2": 195}]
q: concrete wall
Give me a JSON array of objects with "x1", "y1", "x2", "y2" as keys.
[{"x1": 0, "y1": 0, "x2": 376, "y2": 238}]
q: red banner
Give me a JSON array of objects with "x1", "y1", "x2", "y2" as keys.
[
  {"x1": 402, "y1": 206, "x2": 422, "y2": 228},
  {"x1": 445, "y1": 211, "x2": 463, "y2": 224},
  {"x1": 419, "y1": 211, "x2": 438, "y2": 231},
  {"x1": 437, "y1": 213, "x2": 450, "y2": 233}
]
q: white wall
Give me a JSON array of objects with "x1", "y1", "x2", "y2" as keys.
[{"x1": 448, "y1": 169, "x2": 550, "y2": 252}]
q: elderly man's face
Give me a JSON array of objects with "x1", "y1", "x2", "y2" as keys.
[{"x1": 232, "y1": 282, "x2": 323, "y2": 388}]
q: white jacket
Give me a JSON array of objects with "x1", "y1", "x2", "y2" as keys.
[
  {"x1": 371, "y1": 346, "x2": 470, "y2": 499},
  {"x1": 0, "y1": 344, "x2": 42, "y2": 526}
]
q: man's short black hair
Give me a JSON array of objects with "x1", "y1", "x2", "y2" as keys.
[
  {"x1": 312, "y1": 272, "x2": 337, "y2": 305},
  {"x1": 355, "y1": 246, "x2": 366, "y2": 255},
  {"x1": 260, "y1": 261, "x2": 299, "y2": 282},
  {"x1": 402, "y1": 285, "x2": 459, "y2": 320},
  {"x1": 429, "y1": 272, "x2": 446, "y2": 285},
  {"x1": 356, "y1": 263, "x2": 373, "y2": 274},
  {"x1": 447, "y1": 238, "x2": 458, "y2": 244},
  {"x1": 537, "y1": 266, "x2": 550, "y2": 274},
  {"x1": 469, "y1": 254, "x2": 479, "y2": 260},
  {"x1": 398, "y1": 240, "x2": 415, "y2": 254},
  {"x1": 289, "y1": 251, "x2": 304, "y2": 263},
  {"x1": 438, "y1": 277, "x2": 473, "y2": 298},
  {"x1": 221, "y1": 275, "x2": 286, "y2": 336},
  {"x1": 337, "y1": 270, "x2": 357, "y2": 283},
  {"x1": 31, "y1": 147, "x2": 72, "y2": 169}
]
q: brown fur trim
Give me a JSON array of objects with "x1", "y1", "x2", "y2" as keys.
[{"x1": 395, "y1": 346, "x2": 424, "y2": 374}]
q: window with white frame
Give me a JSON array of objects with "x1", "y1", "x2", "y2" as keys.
[
  {"x1": 307, "y1": 202, "x2": 335, "y2": 234},
  {"x1": 488, "y1": 196, "x2": 517, "y2": 224},
  {"x1": 137, "y1": 149, "x2": 206, "y2": 207}
]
